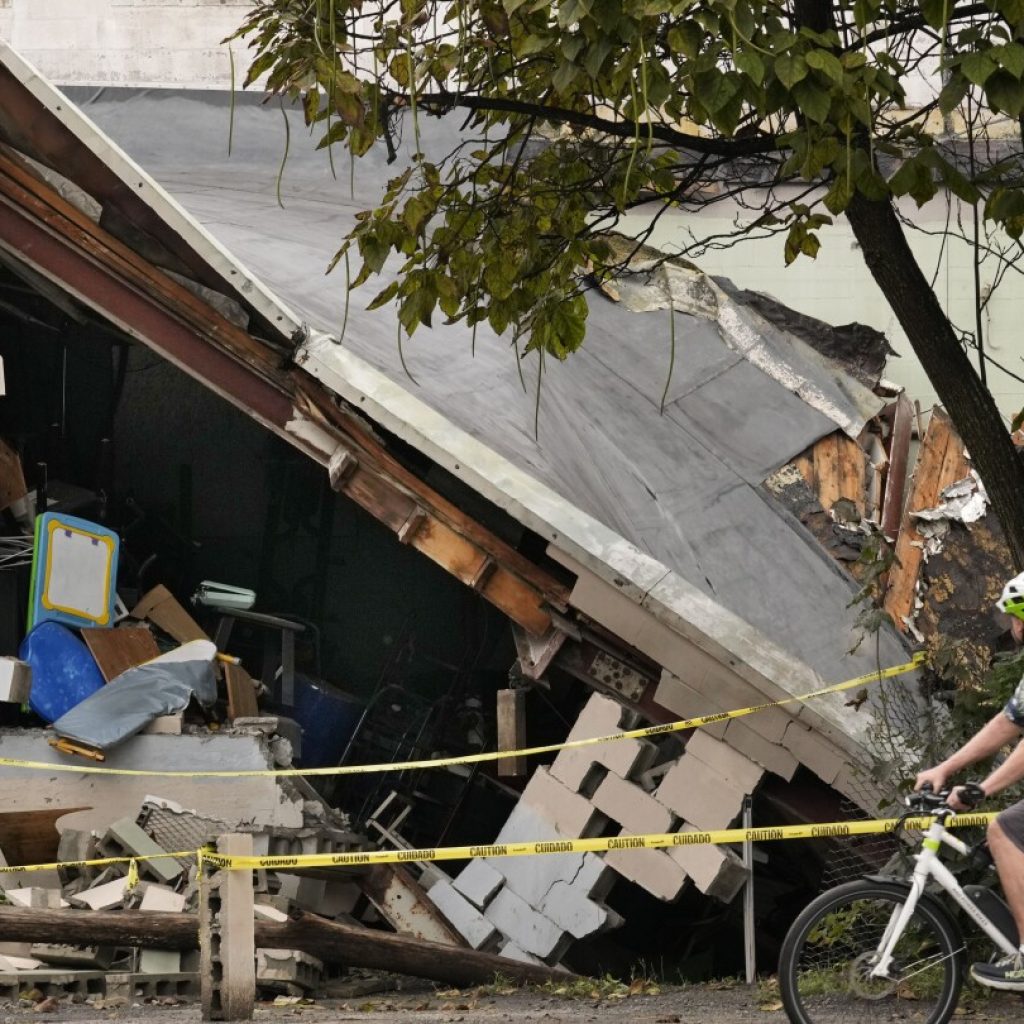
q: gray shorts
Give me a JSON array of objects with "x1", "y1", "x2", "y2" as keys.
[{"x1": 996, "y1": 798, "x2": 1024, "y2": 854}]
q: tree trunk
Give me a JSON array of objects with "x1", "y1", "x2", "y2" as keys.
[
  {"x1": 0, "y1": 907, "x2": 569, "y2": 987},
  {"x1": 845, "y1": 194, "x2": 1024, "y2": 571}
]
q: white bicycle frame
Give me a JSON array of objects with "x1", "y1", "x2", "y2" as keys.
[{"x1": 872, "y1": 813, "x2": 1018, "y2": 978}]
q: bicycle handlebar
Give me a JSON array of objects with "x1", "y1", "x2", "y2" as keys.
[{"x1": 905, "y1": 781, "x2": 986, "y2": 814}]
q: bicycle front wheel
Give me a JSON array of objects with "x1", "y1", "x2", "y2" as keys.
[{"x1": 779, "y1": 879, "x2": 964, "y2": 1024}]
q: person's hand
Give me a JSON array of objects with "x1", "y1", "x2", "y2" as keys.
[
  {"x1": 946, "y1": 786, "x2": 972, "y2": 811},
  {"x1": 915, "y1": 766, "x2": 948, "y2": 793}
]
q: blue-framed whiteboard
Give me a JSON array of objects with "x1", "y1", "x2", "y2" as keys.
[{"x1": 28, "y1": 513, "x2": 120, "y2": 630}]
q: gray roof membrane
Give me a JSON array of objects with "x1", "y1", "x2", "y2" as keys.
[{"x1": 61, "y1": 89, "x2": 915, "y2": 701}]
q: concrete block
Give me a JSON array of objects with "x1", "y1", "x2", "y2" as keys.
[
  {"x1": 0, "y1": 953, "x2": 44, "y2": 971},
  {"x1": 782, "y1": 721, "x2": 843, "y2": 784},
  {"x1": 256, "y1": 949, "x2": 323, "y2": 991},
  {"x1": 722, "y1": 720, "x2": 798, "y2": 781},
  {"x1": 5, "y1": 888, "x2": 65, "y2": 909},
  {"x1": 685, "y1": 731, "x2": 764, "y2": 794},
  {"x1": 320, "y1": 881, "x2": 361, "y2": 918},
  {"x1": 539, "y1": 882, "x2": 622, "y2": 940},
  {"x1": 143, "y1": 714, "x2": 183, "y2": 735},
  {"x1": 102, "y1": 818, "x2": 182, "y2": 885},
  {"x1": 69, "y1": 878, "x2": 129, "y2": 911},
  {"x1": 655, "y1": 666, "x2": 791, "y2": 743},
  {"x1": 275, "y1": 875, "x2": 326, "y2": 911},
  {"x1": 254, "y1": 904, "x2": 289, "y2": 923},
  {"x1": 30, "y1": 945, "x2": 114, "y2": 969},
  {"x1": 0, "y1": 657, "x2": 31, "y2": 703},
  {"x1": 139, "y1": 885, "x2": 186, "y2": 914},
  {"x1": 426, "y1": 880, "x2": 500, "y2": 951},
  {"x1": 453, "y1": 859, "x2": 504, "y2": 909},
  {"x1": 667, "y1": 830, "x2": 748, "y2": 903},
  {"x1": 549, "y1": 694, "x2": 656, "y2": 791},
  {"x1": 520, "y1": 766, "x2": 605, "y2": 837},
  {"x1": 655, "y1": 756, "x2": 745, "y2": 830},
  {"x1": 603, "y1": 835, "x2": 688, "y2": 902},
  {"x1": 484, "y1": 887, "x2": 571, "y2": 963},
  {"x1": 591, "y1": 772, "x2": 674, "y2": 835},
  {"x1": 140, "y1": 949, "x2": 182, "y2": 974},
  {"x1": 498, "y1": 941, "x2": 545, "y2": 966}
]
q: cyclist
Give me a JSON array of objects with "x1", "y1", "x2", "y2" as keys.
[{"x1": 915, "y1": 570, "x2": 1024, "y2": 990}]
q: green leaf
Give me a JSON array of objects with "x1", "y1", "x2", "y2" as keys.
[
  {"x1": 546, "y1": 297, "x2": 587, "y2": 358},
  {"x1": 938, "y1": 74, "x2": 970, "y2": 114},
  {"x1": 919, "y1": 0, "x2": 951, "y2": 29},
  {"x1": 667, "y1": 22, "x2": 703, "y2": 59},
  {"x1": 792, "y1": 78, "x2": 831, "y2": 123},
  {"x1": 805, "y1": 49, "x2": 844, "y2": 83},
  {"x1": 735, "y1": 50, "x2": 765, "y2": 85},
  {"x1": 695, "y1": 70, "x2": 741, "y2": 113},
  {"x1": 823, "y1": 172, "x2": 853, "y2": 214},
  {"x1": 366, "y1": 280, "x2": 401, "y2": 311},
  {"x1": 334, "y1": 90, "x2": 365, "y2": 126},
  {"x1": 775, "y1": 53, "x2": 809, "y2": 89},
  {"x1": 552, "y1": 59, "x2": 579, "y2": 93},
  {"x1": 986, "y1": 69, "x2": 1024, "y2": 116},
  {"x1": 995, "y1": 42, "x2": 1024, "y2": 77},
  {"x1": 961, "y1": 50, "x2": 997, "y2": 87}
]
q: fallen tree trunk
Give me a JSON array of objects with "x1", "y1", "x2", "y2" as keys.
[{"x1": 0, "y1": 908, "x2": 567, "y2": 987}]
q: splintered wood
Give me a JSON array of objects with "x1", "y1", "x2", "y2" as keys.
[
  {"x1": 794, "y1": 431, "x2": 869, "y2": 518},
  {"x1": 883, "y1": 408, "x2": 971, "y2": 632}
]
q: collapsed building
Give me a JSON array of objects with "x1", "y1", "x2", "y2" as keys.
[{"x1": 0, "y1": 38, "x2": 964, "y2": 997}]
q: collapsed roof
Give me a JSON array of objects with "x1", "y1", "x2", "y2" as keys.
[{"x1": 0, "y1": 44, "x2": 922, "y2": 806}]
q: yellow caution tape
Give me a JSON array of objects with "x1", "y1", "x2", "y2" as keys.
[
  {"x1": 204, "y1": 810, "x2": 995, "y2": 870},
  {"x1": 0, "y1": 654, "x2": 925, "y2": 780},
  {"x1": 0, "y1": 850, "x2": 198, "y2": 875},
  {"x1": 0, "y1": 807, "x2": 994, "y2": 875}
]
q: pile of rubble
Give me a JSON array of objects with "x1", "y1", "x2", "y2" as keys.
[{"x1": 0, "y1": 790, "x2": 377, "y2": 1008}]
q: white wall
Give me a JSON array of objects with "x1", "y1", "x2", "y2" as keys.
[
  {"x1": 622, "y1": 195, "x2": 1024, "y2": 422},
  {"x1": 0, "y1": 0, "x2": 250, "y2": 89}
]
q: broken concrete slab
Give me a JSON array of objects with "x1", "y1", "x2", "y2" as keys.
[
  {"x1": 139, "y1": 885, "x2": 186, "y2": 914},
  {"x1": 538, "y1": 882, "x2": 622, "y2": 940},
  {"x1": 721, "y1": 719, "x2": 798, "y2": 781},
  {"x1": 519, "y1": 766, "x2": 606, "y2": 837},
  {"x1": 0, "y1": 658, "x2": 30, "y2": 704},
  {"x1": 483, "y1": 886, "x2": 571, "y2": 963},
  {"x1": 140, "y1": 949, "x2": 182, "y2": 974},
  {"x1": 68, "y1": 878, "x2": 129, "y2": 911},
  {"x1": 781, "y1": 720, "x2": 843, "y2": 785},
  {"x1": 3, "y1": 889, "x2": 65, "y2": 909},
  {"x1": 143, "y1": 714, "x2": 183, "y2": 736},
  {"x1": 256, "y1": 949, "x2": 324, "y2": 992},
  {"x1": 29, "y1": 945, "x2": 114, "y2": 969},
  {"x1": 0, "y1": 732, "x2": 304, "y2": 835}
]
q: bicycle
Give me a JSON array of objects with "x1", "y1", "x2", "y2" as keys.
[{"x1": 778, "y1": 784, "x2": 1020, "y2": 1024}]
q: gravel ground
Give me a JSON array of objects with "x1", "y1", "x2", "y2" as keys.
[{"x1": 2, "y1": 981, "x2": 1024, "y2": 1024}]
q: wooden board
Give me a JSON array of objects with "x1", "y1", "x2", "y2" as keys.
[
  {"x1": 0, "y1": 807, "x2": 90, "y2": 866},
  {"x1": 224, "y1": 663, "x2": 259, "y2": 720},
  {"x1": 131, "y1": 585, "x2": 209, "y2": 644},
  {"x1": 884, "y1": 408, "x2": 971, "y2": 630},
  {"x1": 496, "y1": 689, "x2": 527, "y2": 777},
  {"x1": 82, "y1": 626, "x2": 160, "y2": 683}
]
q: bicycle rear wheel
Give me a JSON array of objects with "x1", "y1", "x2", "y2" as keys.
[{"x1": 779, "y1": 879, "x2": 964, "y2": 1024}]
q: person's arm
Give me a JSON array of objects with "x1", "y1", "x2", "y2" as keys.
[
  {"x1": 979, "y1": 735, "x2": 1024, "y2": 797},
  {"x1": 916, "y1": 712, "x2": 1021, "y2": 792}
]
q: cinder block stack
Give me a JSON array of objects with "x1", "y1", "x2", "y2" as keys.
[{"x1": 428, "y1": 691, "x2": 767, "y2": 964}]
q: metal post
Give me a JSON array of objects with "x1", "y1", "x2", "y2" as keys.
[{"x1": 742, "y1": 796, "x2": 756, "y2": 985}]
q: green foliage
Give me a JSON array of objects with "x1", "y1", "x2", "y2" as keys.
[{"x1": 227, "y1": 0, "x2": 1024, "y2": 361}]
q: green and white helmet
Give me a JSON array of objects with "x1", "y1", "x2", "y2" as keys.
[{"x1": 998, "y1": 571, "x2": 1024, "y2": 621}]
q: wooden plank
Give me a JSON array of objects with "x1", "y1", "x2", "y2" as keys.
[
  {"x1": 496, "y1": 689, "x2": 528, "y2": 777},
  {"x1": 131, "y1": 585, "x2": 209, "y2": 644},
  {"x1": 836, "y1": 435, "x2": 868, "y2": 517},
  {"x1": 793, "y1": 451, "x2": 814, "y2": 486},
  {"x1": 82, "y1": 626, "x2": 160, "y2": 683},
  {"x1": 881, "y1": 393, "x2": 913, "y2": 542},
  {"x1": 0, "y1": 807, "x2": 89, "y2": 866},
  {"x1": 0, "y1": 438, "x2": 26, "y2": 511},
  {"x1": 813, "y1": 434, "x2": 841, "y2": 512},
  {"x1": 884, "y1": 408, "x2": 958, "y2": 629},
  {"x1": 224, "y1": 663, "x2": 259, "y2": 721}
]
